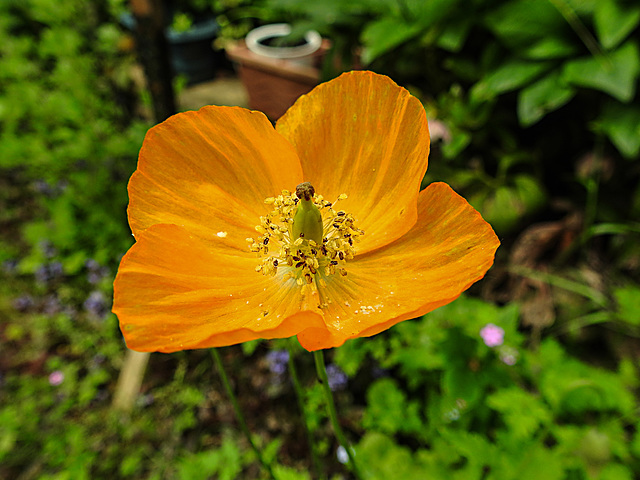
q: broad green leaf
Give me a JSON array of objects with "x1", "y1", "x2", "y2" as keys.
[
  {"x1": 437, "y1": 19, "x2": 472, "y2": 52},
  {"x1": 595, "y1": 0, "x2": 640, "y2": 50},
  {"x1": 442, "y1": 128, "x2": 471, "y2": 158},
  {"x1": 485, "y1": 0, "x2": 567, "y2": 49},
  {"x1": 562, "y1": 41, "x2": 640, "y2": 101},
  {"x1": 471, "y1": 60, "x2": 552, "y2": 101},
  {"x1": 361, "y1": 18, "x2": 422, "y2": 64},
  {"x1": 476, "y1": 175, "x2": 546, "y2": 233},
  {"x1": 598, "y1": 101, "x2": 640, "y2": 158},
  {"x1": 521, "y1": 36, "x2": 578, "y2": 60},
  {"x1": 518, "y1": 70, "x2": 576, "y2": 125},
  {"x1": 563, "y1": 0, "x2": 597, "y2": 15}
]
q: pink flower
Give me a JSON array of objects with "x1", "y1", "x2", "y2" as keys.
[
  {"x1": 480, "y1": 323, "x2": 504, "y2": 347},
  {"x1": 48, "y1": 370, "x2": 64, "y2": 386}
]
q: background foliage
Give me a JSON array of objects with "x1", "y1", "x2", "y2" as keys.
[{"x1": 1, "y1": 0, "x2": 639, "y2": 479}]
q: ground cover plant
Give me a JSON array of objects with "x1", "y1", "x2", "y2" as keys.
[{"x1": 1, "y1": 0, "x2": 639, "y2": 479}]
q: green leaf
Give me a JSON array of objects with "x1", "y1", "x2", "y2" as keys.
[
  {"x1": 176, "y1": 436, "x2": 243, "y2": 480},
  {"x1": 538, "y1": 340, "x2": 636, "y2": 416},
  {"x1": 487, "y1": 388, "x2": 552, "y2": 439},
  {"x1": 597, "y1": 101, "x2": 640, "y2": 158},
  {"x1": 508, "y1": 444, "x2": 565, "y2": 480},
  {"x1": 518, "y1": 70, "x2": 576, "y2": 125},
  {"x1": 272, "y1": 465, "x2": 312, "y2": 480},
  {"x1": 598, "y1": 463, "x2": 634, "y2": 480},
  {"x1": 485, "y1": 0, "x2": 567, "y2": 49},
  {"x1": 363, "y1": 378, "x2": 424, "y2": 436},
  {"x1": 361, "y1": 18, "x2": 422, "y2": 64},
  {"x1": 356, "y1": 432, "x2": 431, "y2": 480},
  {"x1": 562, "y1": 41, "x2": 640, "y2": 101},
  {"x1": 471, "y1": 60, "x2": 552, "y2": 101},
  {"x1": 437, "y1": 19, "x2": 472, "y2": 52},
  {"x1": 613, "y1": 285, "x2": 640, "y2": 325},
  {"x1": 476, "y1": 175, "x2": 546, "y2": 233},
  {"x1": 631, "y1": 419, "x2": 640, "y2": 458},
  {"x1": 594, "y1": 0, "x2": 640, "y2": 50},
  {"x1": 436, "y1": 430, "x2": 495, "y2": 478},
  {"x1": 521, "y1": 36, "x2": 578, "y2": 60}
]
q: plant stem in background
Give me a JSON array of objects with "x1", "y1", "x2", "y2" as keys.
[
  {"x1": 287, "y1": 344, "x2": 325, "y2": 480},
  {"x1": 313, "y1": 350, "x2": 363, "y2": 480},
  {"x1": 212, "y1": 348, "x2": 276, "y2": 480},
  {"x1": 130, "y1": 0, "x2": 176, "y2": 122},
  {"x1": 112, "y1": 350, "x2": 150, "y2": 411},
  {"x1": 548, "y1": 0, "x2": 606, "y2": 63},
  {"x1": 508, "y1": 265, "x2": 607, "y2": 307}
]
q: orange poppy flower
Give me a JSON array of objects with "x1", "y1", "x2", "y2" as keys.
[{"x1": 113, "y1": 71, "x2": 499, "y2": 352}]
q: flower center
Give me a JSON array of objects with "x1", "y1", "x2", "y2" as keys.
[{"x1": 247, "y1": 182, "x2": 364, "y2": 308}]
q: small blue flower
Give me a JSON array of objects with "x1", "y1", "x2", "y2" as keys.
[
  {"x1": 85, "y1": 259, "x2": 110, "y2": 284},
  {"x1": 35, "y1": 262, "x2": 64, "y2": 285},
  {"x1": 2, "y1": 259, "x2": 18, "y2": 274},
  {"x1": 43, "y1": 295, "x2": 62, "y2": 316},
  {"x1": 84, "y1": 291, "x2": 109, "y2": 319},
  {"x1": 326, "y1": 363, "x2": 348, "y2": 391},
  {"x1": 39, "y1": 240, "x2": 57, "y2": 258},
  {"x1": 12, "y1": 295, "x2": 35, "y2": 312},
  {"x1": 266, "y1": 349, "x2": 289, "y2": 376}
]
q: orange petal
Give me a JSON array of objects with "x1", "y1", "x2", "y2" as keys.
[
  {"x1": 296, "y1": 182, "x2": 500, "y2": 351},
  {"x1": 113, "y1": 223, "x2": 325, "y2": 352},
  {"x1": 129, "y1": 106, "x2": 304, "y2": 242},
  {"x1": 276, "y1": 71, "x2": 430, "y2": 254}
]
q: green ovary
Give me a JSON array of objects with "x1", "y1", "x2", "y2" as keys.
[{"x1": 292, "y1": 197, "x2": 323, "y2": 244}]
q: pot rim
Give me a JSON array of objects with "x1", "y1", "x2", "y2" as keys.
[{"x1": 246, "y1": 23, "x2": 322, "y2": 59}]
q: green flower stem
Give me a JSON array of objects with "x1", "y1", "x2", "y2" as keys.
[
  {"x1": 313, "y1": 350, "x2": 363, "y2": 479},
  {"x1": 212, "y1": 348, "x2": 276, "y2": 480},
  {"x1": 287, "y1": 345, "x2": 325, "y2": 480}
]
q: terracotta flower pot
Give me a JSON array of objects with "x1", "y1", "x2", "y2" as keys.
[{"x1": 226, "y1": 24, "x2": 330, "y2": 120}]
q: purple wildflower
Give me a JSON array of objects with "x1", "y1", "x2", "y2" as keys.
[
  {"x1": 35, "y1": 262, "x2": 64, "y2": 284},
  {"x1": 326, "y1": 363, "x2": 348, "y2": 391},
  {"x1": 85, "y1": 259, "x2": 110, "y2": 284},
  {"x1": 33, "y1": 179, "x2": 56, "y2": 197},
  {"x1": 265, "y1": 350, "x2": 289, "y2": 375},
  {"x1": 480, "y1": 323, "x2": 504, "y2": 347},
  {"x1": 43, "y1": 295, "x2": 63, "y2": 316},
  {"x1": 84, "y1": 291, "x2": 109, "y2": 319},
  {"x1": 39, "y1": 240, "x2": 57, "y2": 258},
  {"x1": 2, "y1": 259, "x2": 18, "y2": 274},
  {"x1": 12, "y1": 295, "x2": 35, "y2": 312}
]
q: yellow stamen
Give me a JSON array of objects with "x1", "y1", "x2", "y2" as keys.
[{"x1": 250, "y1": 183, "x2": 363, "y2": 308}]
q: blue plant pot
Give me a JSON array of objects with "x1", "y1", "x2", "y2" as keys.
[
  {"x1": 167, "y1": 17, "x2": 221, "y2": 85},
  {"x1": 121, "y1": 14, "x2": 222, "y2": 85}
]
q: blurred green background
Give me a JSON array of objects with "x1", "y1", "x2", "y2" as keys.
[{"x1": 1, "y1": 0, "x2": 639, "y2": 478}]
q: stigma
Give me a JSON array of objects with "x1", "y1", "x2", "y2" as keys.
[{"x1": 247, "y1": 182, "x2": 363, "y2": 307}]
